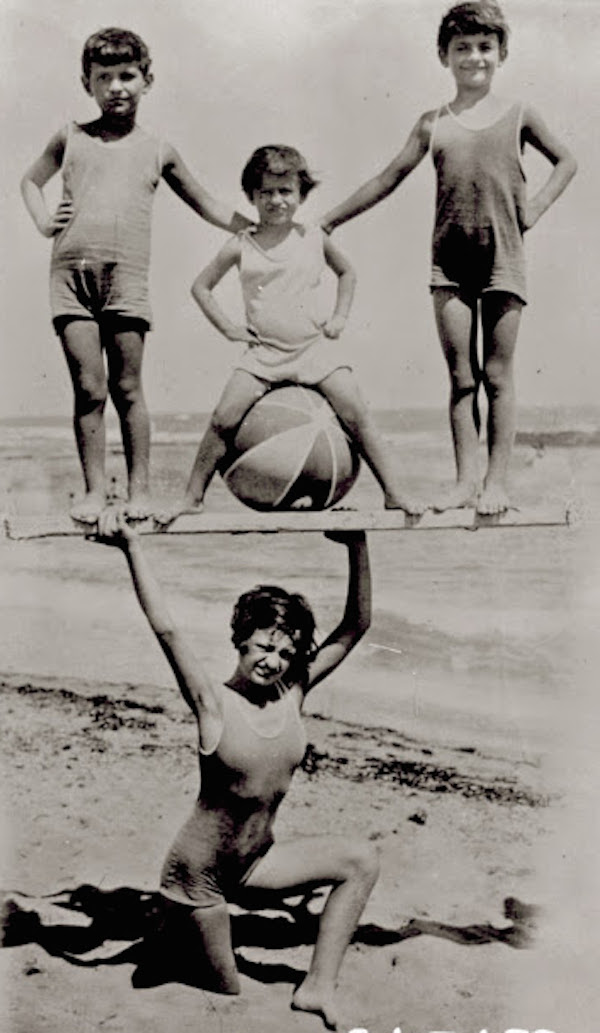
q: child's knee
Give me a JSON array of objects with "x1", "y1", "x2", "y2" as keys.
[
  {"x1": 109, "y1": 372, "x2": 144, "y2": 406},
  {"x1": 483, "y1": 358, "x2": 513, "y2": 395},
  {"x1": 210, "y1": 405, "x2": 242, "y2": 439},
  {"x1": 341, "y1": 841, "x2": 380, "y2": 887},
  {"x1": 75, "y1": 372, "x2": 108, "y2": 409},
  {"x1": 333, "y1": 399, "x2": 371, "y2": 438},
  {"x1": 450, "y1": 380, "x2": 478, "y2": 403}
]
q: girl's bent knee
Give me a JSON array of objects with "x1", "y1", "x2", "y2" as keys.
[
  {"x1": 343, "y1": 841, "x2": 380, "y2": 885},
  {"x1": 336, "y1": 408, "x2": 372, "y2": 441},
  {"x1": 219, "y1": 972, "x2": 241, "y2": 995},
  {"x1": 210, "y1": 408, "x2": 241, "y2": 439}
]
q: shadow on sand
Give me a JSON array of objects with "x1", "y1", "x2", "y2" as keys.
[{"x1": 0, "y1": 884, "x2": 540, "y2": 992}]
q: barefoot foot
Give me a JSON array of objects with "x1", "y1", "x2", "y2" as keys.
[
  {"x1": 124, "y1": 493, "x2": 154, "y2": 522},
  {"x1": 70, "y1": 492, "x2": 106, "y2": 525},
  {"x1": 384, "y1": 494, "x2": 427, "y2": 516},
  {"x1": 476, "y1": 483, "x2": 510, "y2": 516},
  {"x1": 291, "y1": 981, "x2": 339, "y2": 1030},
  {"x1": 431, "y1": 482, "x2": 480, "y2": 513},
  {"x1": 153, "y1": 500, "x2": 204, "y2": 529}
]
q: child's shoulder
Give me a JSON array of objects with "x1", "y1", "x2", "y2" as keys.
[
  {"x1": 292, "y1": 222, "x2": 327, "y2": 251},
  {"x1": 293, "y1": 221, "x2": 322, "y2": 238},
  {"x1": 38, "y1": 124, "x2": 71, "y2": 165},
  {"x1": 418, "y1": 107, "x2": 441, "y2": 129},
  {"x1": 411, "y1": 107, "x2": 442, "y2": 148}
]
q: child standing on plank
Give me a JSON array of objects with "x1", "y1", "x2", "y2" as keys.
[
  {"x1": 322, "y1": 1, "x2": 576, "y2": 514},
  {"x1": 157, "y1": 144, "x2": 424, "y2": 523},
  {"x1": 21, "y1": 27, "x2": 250, "y2": 525}
]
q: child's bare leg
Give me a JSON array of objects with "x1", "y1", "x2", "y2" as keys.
[
  {"x1": 188, "y1": 902, "x2": 241, "y2": 993},
  {"x1": 318, "y1": 369, "x2": 425, "y2": 514},
  {"x1": 432, "y1": 289, "x2": 482, "y2": 510},
  {"x1": 154, "y1": 370, "x2": 267, "y2": 525},
  {"x1": 60, "y1": 320, "x2": 108, "y2": 523},
  {"x1": 243, "y1": 836, "x2": 379, "y2": 1030},
  {"x1": 478, "y1": 293, "x2": 522, "y2": 514},
  {"x1": 135, "y1": 898, "x2": 240, "y2": 992},
  {"x1": 106, "y1": 325, "x2": 152, "y2": 520}
]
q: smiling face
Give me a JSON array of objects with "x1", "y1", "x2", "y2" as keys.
[
  {"x1": 235, "y1": 626, "x2": 298, "y2": 687},
  {"x1": 83, "y1": 60, "x2": 151, "y2": 118},
  {"x1": 251, "y1": 172, "x2": 302, "y2": 227},
  {"x1": 441, "y1": 32, "x2": 502, "y2": 90}
]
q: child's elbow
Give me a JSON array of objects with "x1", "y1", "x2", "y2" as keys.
[{"x1": 557, "y1": 149, "x2": 577, "y2": 181}]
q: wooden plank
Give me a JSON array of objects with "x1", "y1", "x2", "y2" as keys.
[{"x1": 3, "y1": 504, "x2": 572, "y2": 540}]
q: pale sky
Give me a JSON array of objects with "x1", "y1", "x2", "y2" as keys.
[{"x1": 2, "y1": 0, "x2": 598, "y2": 417}]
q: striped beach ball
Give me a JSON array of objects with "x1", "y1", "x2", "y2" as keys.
[{"x1": 220, "y1": 386, "x2": 360, "y2": 511}]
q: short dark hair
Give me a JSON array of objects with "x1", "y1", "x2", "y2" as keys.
[
  {"x1": 231, "y1": 585, "x2": 317, "y2": 683},
  {"x1": 82, "y1": 27, "x2": 152, "y2": 82},
  {"x1": 437, "y1": 2, "x2": 509, "y2": 60},
  {"x1": 241, "y1": 146, "x2": 319, "y2": 202}
]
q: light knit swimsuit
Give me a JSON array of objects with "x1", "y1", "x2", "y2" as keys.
[
  {"x1": 50, "y1": 122, "x2": 163, "y2": 327},
  {"x1": 233, "y1": 223, "x2": 352, "y2": 384}
]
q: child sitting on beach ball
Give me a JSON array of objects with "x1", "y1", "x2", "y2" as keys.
[{"x1": 156, "y1": 145, "x2": 424, "y2": 525}]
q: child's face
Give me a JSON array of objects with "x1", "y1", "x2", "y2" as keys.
[
  {"x1": 441, "y1": 32, "x2": 502, "y2": 89},
  {"x1": 236, "y1": 626, "x2": 297, "y2": 687},
  {"x1": 252, "y1": 173, "x2": 302, "y2": 227},
  {"x1": 83, "y1": 61, "x2": 151, "y2": 117}
]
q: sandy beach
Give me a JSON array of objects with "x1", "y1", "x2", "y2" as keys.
[{"x1": 1, "y1": 416, "x2": 599, "y2": 1033}]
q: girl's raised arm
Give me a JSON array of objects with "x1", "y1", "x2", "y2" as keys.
[
  {"x1": 96, "y1": 508, "x2": 220, "y2": 731},
  {"x1": 305, "y1": 531, "x2": 371, "y2": 693}
]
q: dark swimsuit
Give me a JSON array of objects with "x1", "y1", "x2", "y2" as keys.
[
  {"x1": 159, "y1": 682, "x2": 307, "y2": 908},
  {"x1": 429, "y1": 102, "x2": 528, "y2": 304}
]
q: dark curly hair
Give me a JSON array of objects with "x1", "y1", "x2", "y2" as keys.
[
  {"x1": 231, "y1": 585, "x2": 318, "y2": 684},
  {"x1": 241, "y1": 146, "x2": 319, "y2": 202},
  {"x1": 82, "y1": 27, "x2": 152, "y2": 83},
  {"x1": 437, "y1": 2, "x2": 509, "y2": 61}
]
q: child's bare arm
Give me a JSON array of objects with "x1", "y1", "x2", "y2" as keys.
[
  {"x1": 96, "y1": 508, "x2": 221, "y2": 734},
  {"x1": 521, "y1": 107, "x2": 577, "y2": 230},
  {"x1": 321, "y1": 112, "x2": 433, "y2": 234},
  {"x1": 21, "y1": 129, "x2": 73, "y2": 237},
  {"x1": 191, "y1": 237, "x2": 256, "y2": 343},
  {"x1": 162, "y1": 144, "x2": 252, "y2": 232},
  {"x1": 322, "y1": 234, "x2": 356, "y2": 338},
  {"x1": 305, "y1": 532, "x2": 371, "y2": 693}
]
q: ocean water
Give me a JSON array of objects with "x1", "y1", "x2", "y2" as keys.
[{"x1": 2, "y1": 402, "x2": 600, "y2": 442}]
